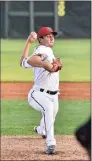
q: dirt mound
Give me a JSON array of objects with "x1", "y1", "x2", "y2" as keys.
[{"x1": 1, "y1": 135, "x2": 89, "y2": 160}]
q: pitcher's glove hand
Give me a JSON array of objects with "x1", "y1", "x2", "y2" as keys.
[{"x1": 51, "y1": 58, "x2": 63, "y2": 72}]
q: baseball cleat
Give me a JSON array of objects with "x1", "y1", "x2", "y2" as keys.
[
  {"x1": 34, "y1": 126, "x2": 46, "y2": 139},
  {"x1": 46, "y1": 145, "x2": 56, "y2": 154},
  {"x1": 42, "y1": 135, "x2": 47, "y2": 139}
]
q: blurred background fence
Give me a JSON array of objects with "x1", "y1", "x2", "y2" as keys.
[{"x1": 0, "y1": 1, "x2": 91, "y2": 39}]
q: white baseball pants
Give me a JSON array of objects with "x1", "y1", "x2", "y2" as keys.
[{"x1": 28, "y1": 88, "x2": 59, "y2": 146}]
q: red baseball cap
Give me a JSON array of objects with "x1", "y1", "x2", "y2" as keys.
[{"x1": 37, "y1": 27, "x2": 57, "y2": 38}]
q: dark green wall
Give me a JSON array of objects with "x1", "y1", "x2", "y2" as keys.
[{"x1": 0, "y1": 1, "x2": 91, "y2": 38}]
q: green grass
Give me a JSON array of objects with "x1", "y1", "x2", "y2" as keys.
[
  {"x1": 1, "y1": 39, "x2": 90, "y2": 82},
  {"x1": 1, "y1": 100, "x2": 90, "y2": 135}
]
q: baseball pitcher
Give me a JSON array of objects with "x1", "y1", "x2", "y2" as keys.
[{"x1": 20, "y1": 27, "x2": 63, "y2": 154}]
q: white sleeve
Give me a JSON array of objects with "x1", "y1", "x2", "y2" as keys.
[
  {"x1": 22, "y1": 57, "x2": 33, "y2": 68},
  {"x1": 33, "y1": 46, "x2": 48, "y2": 61}
]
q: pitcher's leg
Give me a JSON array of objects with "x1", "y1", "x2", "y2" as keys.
[
  {"x1": 40, "y1": 114, "x2": 46, "y2": 135},
  {"x1": 53, "y1": 95, "x2": 59, "y2": 122},
  {"x1": 28, "y1": 90, "x2": 56, "y2": 151},
  {"x1": 35, "y1": 115, "x2": 46, "y2": 136},
  {"x1": 28, "y1": 89, "x2": 45, "y2": 136},
  {"x1": 45, "y1": 104, "x2": 56, "y2": 146}
]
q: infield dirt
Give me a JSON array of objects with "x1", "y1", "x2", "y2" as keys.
[{"x1": 1, "y1": 82, "x2": 90, "y2": 100}]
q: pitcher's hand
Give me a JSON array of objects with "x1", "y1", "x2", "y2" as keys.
[{"x1": 27, "y1": 32, "x2": 37, "y2": 43}]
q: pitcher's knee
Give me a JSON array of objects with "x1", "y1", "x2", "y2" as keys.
[{"x1": 45, "y1": 107, "x2": 54, "y2": 120}]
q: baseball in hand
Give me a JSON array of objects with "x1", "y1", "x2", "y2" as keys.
[
  {"x1": 28, "y1": 32, "x2": 37, "y2": 43},
  {"x1": 32, "y1": 32, "x2": 37, "y2": 39}
]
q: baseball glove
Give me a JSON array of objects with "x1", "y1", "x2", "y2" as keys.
[{"x1": 51, "y1": 58, "x2": 63, "y2": 72}]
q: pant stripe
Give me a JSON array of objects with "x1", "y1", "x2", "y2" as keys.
[{"x1": 31, "y1": 90, "x2": 47, "y2": 134}]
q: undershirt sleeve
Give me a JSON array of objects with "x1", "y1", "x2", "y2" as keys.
[{"x1": 21, "y1": 57, "x2": 33, "y2": 68}]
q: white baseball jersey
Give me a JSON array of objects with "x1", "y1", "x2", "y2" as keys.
[{"x1": 22, "y1": 45, "x2": 59, "y2": 91}]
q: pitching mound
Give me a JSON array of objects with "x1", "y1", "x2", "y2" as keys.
[{"x1": 1, "y1": 135, "x2": 89, "y2": 160}]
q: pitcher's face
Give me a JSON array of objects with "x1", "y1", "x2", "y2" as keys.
[{"x1": 40, "y1": 33, "x2": 55, "y2": 47}]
